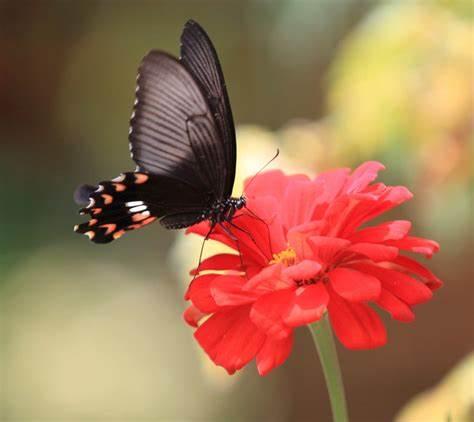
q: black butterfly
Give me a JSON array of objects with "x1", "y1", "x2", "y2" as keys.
[{"x1": 74, "y1": 20, "x2": 246, "y2": 244}]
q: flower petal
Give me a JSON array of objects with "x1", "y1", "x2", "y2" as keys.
[
  {"x1": 329, "y1": 267, "x2": 381, "y2": 302},
  {"x1": 351, "y1": 263, "x2": 433, "y2": 305},
  {"x1": 385, "y1": 236, "x2": 440, "y2": 258},
  {"x1": 194, "y1": 306, "x2": 266, "y2": 374},
  {"x1": 250, "y1": 289, "x2": 294, "y2": 340},
  {"x1": 185, "y1": 274, "x2": 219, "y2": 313},
  {"x1": 282, "y1": 180, "x2": 323, "y2": 229},
  {"x1": 211, "y1": 275, "x2": 259, "y2": 306},
  {"x1": 308, "y1": 236, "x2": 351, "y2": 263},
  {"x1": 328, "y1": 289, "x2": 387, "y2": 349},
  {"x1": 190, "y1": 253, "x2": 242, "y2": 275},
  {"x1": 244, "y1": 170, "x2": 308, "y2": 203},
  {"x1": 256, "y1": 332, "x2": 294, "y2": 376},
  {"x1": 183, "y1": 305, "x2": 207, "y2": 327},
  {"x1": 348, "y1": 220, "x2": 412, "y2": 243},
  {"x1": 287, "y1": 228, "x2": 315, "y2": 260},
  {"x1": 345, "y1": 242, "x2": 399, "y2": 262},
  {"x1": 344, "y1": 161, "x2": 385, "y2": 194},
  {"x1": 283, "y1": 283, "x2": 329, "y2": 327},
  {"x1": 282, "y1": 259, "x2": 322, "y2": 281},
  {"x1": 376, "y1": 289, "x2": 415, "y2": 322},
  {"x1": 244, "y1": 263, "x2": 292, "y2": 293},
  {"x1": 342, "y1": 186, "x2": 413, "y2": 237},
  {"x1": 245, "y1": 196, "x2": 287, "y2": 254},
  {"x1": 392, "y1": 255, "x2": 443, "y2": 290}
]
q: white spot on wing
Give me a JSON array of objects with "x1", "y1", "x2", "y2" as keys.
[
  {"x1": 112, "y1": 174, "x2": 125, "y2": 182},
  {"x1": 130, "y1": 205, "x2": 147, "y2": 213},
  {"x1": 126, "y1": 201, "x2": 143, "y2": 207}
]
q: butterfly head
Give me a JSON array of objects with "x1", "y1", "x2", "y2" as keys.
[{"x1": 235, "y1": 196, "x2": 246, "y2": 210}]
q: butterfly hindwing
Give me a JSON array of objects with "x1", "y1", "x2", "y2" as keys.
[{"x1": 74, "y1": 172, "x2": 208, "y2": 243}]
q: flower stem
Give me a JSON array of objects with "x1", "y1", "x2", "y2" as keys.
[{"x1": 308, "y1": 314, "x2": 349, "y2": 422}]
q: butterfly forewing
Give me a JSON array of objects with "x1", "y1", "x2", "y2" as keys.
[{"x1": 180, "y1": 20, "x2": 236, "y2": 198}]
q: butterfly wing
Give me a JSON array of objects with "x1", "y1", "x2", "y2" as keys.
[
  {"x1": 130, "y1": 51, "x2": 225, "y2": 195},
  {"x1": 75, "y1": 23, "x2": 237, "y2": 243},
  {"x1": 180, "y1": 20, "x2": 237, "y2": 199},
  {"x1": 74, "y1": 172, "x2": 207, "y2": 243}
]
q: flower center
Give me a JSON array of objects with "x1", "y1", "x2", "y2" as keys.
[{"x1": 270, "y1": 247, "x2": 296, "y2": 267}]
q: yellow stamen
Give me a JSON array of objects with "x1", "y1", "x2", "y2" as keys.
[{"x1": 270, "y1": 247, "x2": 296, "y2": 266}]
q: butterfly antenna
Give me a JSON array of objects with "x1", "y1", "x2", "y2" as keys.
[{"x1": 244, "y1": 148, "x2": 280, "y2": 194}]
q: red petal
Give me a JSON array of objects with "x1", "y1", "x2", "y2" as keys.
[
  {"x1": 287, "y1": 228, "x2": 314, "y2": 260},
  {"x1": 211, "y1": 275, "x2": 259, "y2": 306},
  {"x1": 183, "y1": 305, "x2": 207, "y2": 327},
  {"x1": 351, "y1": 263, "x2": 433, "y2": 305},
  {"x1": 191, "y1": 253, "x2": 242, "y2": 275},
  {"x1": 308, "y1": 236, "x2": 351, "y2": 263},
  {"x1": 283, "y1": 283, "x2": 329, "y2": 326},
  {"x1": 328, "y1": 290, "x2": 387, "y2": 349},
  {"x1": 250, "y1": 289, "x2": 294, "y2": 340},
  {"x1": 282, "y1": 180, "x2": 323, "y2": 230},
  {"x1": 346, "y1": 242, "x2": 399, "y2": 262},
  {"x1": 256, "y1": 332, "x2": 294, "y2": 376},
  {"x1": 376, "y1": 289, "x2": 415, "y2": 322},
  {"x1": 245, "y1": 196, "x2": 287, "y2": 254},
  {"x1": 244, "y1": 264, "x2": 292, "y2": 293},
  {"x1": 312, "y1": 168, "x2": 350, "y2": 207},
  {"x1": 385, "y1": 236, "x2": 440, "y2": 258},
  {"x1": 342, "y1": 186, "x2": 413, "y2": 236},
  {"x1": 185, "y1": 274, "x2": 219, "y2": 313},
  {"x1": 186, "y1": 220, "x2": 211, "y2": 236},
  {"x1": 348, "y1": 220, "x2": 412, "y2": 243},
  {"x1": 344, "y1": 161, "x2": 385, "y2": 194},
  {"x1": 392, "y1": 255, "x2": 443, "y2": 290},
  {"x1": 194, "y1": 306, "x2": 266, "y2": 374},
  {"x1": 244, "y1": 170, "x2": 308, "y2": 202},
  {"x1": 283, "y1": 260, "x2": 322, "y2": 281},
  {"x1": 329, "y1": 267, "x2": 381, "y2": 302}
]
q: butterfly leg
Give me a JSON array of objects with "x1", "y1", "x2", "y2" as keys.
[
  {"x1": 192, "y1": 223, "x2": 215, "y2": 281},
  {"x1": 241, "y1": 206, "x2": 274, "y2": 256},
  {"x1": 224, "y1": 219, "x2": 271, "y2": 262},
  {"x1": 218, "y1": 222, "x2": 247, "y2": 278}
]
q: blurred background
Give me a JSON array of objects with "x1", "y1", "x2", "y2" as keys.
[{"x1": 0, "y1": 0, "x2": 472, "y2": 421}]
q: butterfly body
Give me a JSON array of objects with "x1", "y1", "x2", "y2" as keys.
[{"x1": 74, "y1": 20, "x2": 244, "y2": 243}]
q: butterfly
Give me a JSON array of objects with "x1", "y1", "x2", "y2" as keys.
[{"x1": 74, "y1": 20, "x2": 246, "y2": 244}]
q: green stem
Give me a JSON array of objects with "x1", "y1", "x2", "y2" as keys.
[{"x1": 308, "y1": 314, "x2": 349, "y2": 422}]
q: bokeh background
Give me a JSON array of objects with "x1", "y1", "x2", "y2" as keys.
[{"x1": 1, "y1": 0, "x2": 473, "y2": 421}]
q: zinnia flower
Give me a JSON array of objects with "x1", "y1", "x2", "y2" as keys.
[{"x1": 184, "y1": 162, "x2": 442, "y2": 375}]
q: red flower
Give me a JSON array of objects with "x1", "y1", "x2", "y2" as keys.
[{"x1": 184, "y1": 162, "x2": 442, "y2": 375}]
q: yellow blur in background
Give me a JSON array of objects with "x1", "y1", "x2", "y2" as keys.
[{"x1": 0, "y1": 1, "x2": 472, "y2": 421}]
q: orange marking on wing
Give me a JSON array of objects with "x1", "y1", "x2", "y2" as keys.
[
  {"x1": 92, "y1": 208, "x2": 102, "y2": 215},
  {"x1": 102, "y1": 194, "x2": 113, "y2": 204},
  {"x1": 132, "y1": 211, "x2": 150, "y2": 222},
  {"x1": 127, "y1": 224, "x2": 142, "y2": 230},
  {"x1": 113, "y1": 230, "x2": 125, "y2": 239},
  {"x1": 85, "y1": 231, "x2": 95, "y2": 240},
  {"x1": 100, "y1": 223, "x2": 117, "y2": 235},
  {"x1": 113, "y1": 183, "x2": 126, "y2": 192},
  {"x1": 89, "y1": 219, "x2": 98, "y2": 226},
  {"x1": 134, "y1": 173, "x2": 149, "y2": 184},
  {"x1": 142, "y1": 217, "x2": 157, "y2": 225}
]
